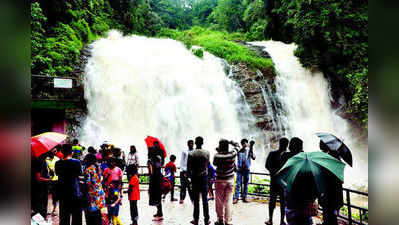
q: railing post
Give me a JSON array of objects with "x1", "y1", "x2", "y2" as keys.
[{"x1": 346, "y1": 189, "x2": 352, "y2": 225}]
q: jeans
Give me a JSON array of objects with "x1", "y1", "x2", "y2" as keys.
[
  {"x1": 192, "y1": 176, "x2": 210, "y2": 223},
  {"x1": 215, "y1": 179, "x2": 234, "y2": 224},
  {"x1": 59, "y1": 199, "x2": 82, "y2": 225},
  {"x1": 234, "y1": 170, "x2": 250, "y2": 200},
  {"x1": 180, "y1": 171, "x2": 193, "y2": 201},
  {"x1": 130, "y1": 200, "x2": 138, "y2": 222}
]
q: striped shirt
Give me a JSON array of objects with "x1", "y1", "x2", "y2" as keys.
[{"x1": 213, "y1": 151, "x2": 237, "y2": 180}]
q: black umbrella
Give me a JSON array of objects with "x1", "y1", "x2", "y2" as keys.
[{"x1": 316, "y1": 132, "x2": 353, "y2": 167}]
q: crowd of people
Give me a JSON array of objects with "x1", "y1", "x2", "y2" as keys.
[{"x1": 31, "y1": 136, "x2": 344, "y2": 225}]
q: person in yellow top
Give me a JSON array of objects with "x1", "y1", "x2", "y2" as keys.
[
  {"x1": 46, "y1": 151, "x2": 59, "y2": 216},
  {"x1": 72, "y1": 139, "x2": 84, "y2": 160}
]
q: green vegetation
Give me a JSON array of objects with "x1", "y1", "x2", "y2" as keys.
[
  {"x1": 158, "y1": 27, "x2": 274, "y2": 71},
  {"x1": 264, "y1": 0, "x2": 368, "y2": 128},
  {"x1": 247, "y1": 176, "x2": 270, "y2": 195},
  {"x1": 192, "y1": 48, "x2": 204, "y2": 58}
]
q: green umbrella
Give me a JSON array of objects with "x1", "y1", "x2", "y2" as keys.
[{"x1": 276, "y1": 151, "x2": 345, "y2": 194}]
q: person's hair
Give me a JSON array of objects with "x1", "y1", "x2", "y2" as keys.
[
  {"x1": 289, "y1": 137, "x2": 303, "y2": 153},
  {"x1": 195, "y1": 136, "x2": 203, "y2": 146},
  {"x1": 48, "y1": 151, "x2": 55, "y2": 158},
  {"x1": 154, "y1": 141, "x2": 159, "y2": 146},
  {"x1": 187, "y1": 140, "x2": 194, "y2": 145},
  {"x1": 130, "y1": 145, "x2": 136, "y2": 153},
  {"x1": 72, "y1": 139, "x2": 78, "y2": 145},
  {"x1": 170, "y1": 154, "x2": 176, "y2": 161},
  {"x1": 279, "y1": 137, "x2": 289, "y2": 150},
  {"x1": 62, "y1": 144, "x2": 73, "y2": 156},
  {"x1": 131, "y1": 165, "x2": 138, "y2": 176},
  {"x1": 241, "y1": 139, "x2": 248, "y2": 145},
  {"x1": 86, "y1": 154, "x2": 97, "y2": 167},
  {"x1": 88, "y1": 146, "x2": 96, "y2": 154},
  {"x1": 218, "y1": 139, "x2": 229, "y2": 153}
]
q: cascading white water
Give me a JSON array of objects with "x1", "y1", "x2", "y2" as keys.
[
  {"x1": 79, "y1": 30, "x2": 260, "y2": 162},
  {"x1": 251, "y1": 40, "x2": 368, "y2": 189}
]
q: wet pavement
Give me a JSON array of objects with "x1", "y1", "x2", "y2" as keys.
[{"x1": 47, "y1": 188, "x2": 322, "y2": 225}]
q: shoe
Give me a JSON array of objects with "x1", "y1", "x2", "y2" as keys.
[
  {"x1": 171, "y1": 198, "x2": 178, "y2": 201},
  {"x1": 233, "y1": 199, "x2": 238, "y2": 204},
  {"x1": 243, "y1": 198, "x2": 249, "y2": 203},
  {"x1": 214, "y1": 221, "x2": 224, "y2": 225},
  {"x1": 191, "y1": 220, "x2": 198, "y2": 225},
  {"x1": 179, "y1": 200, "x2": 184, "y2": 204},
  {"x1": 265, "y1": 221, "x2": 272, "y2": 225},
  {"x1": 204, "y1": 221, "x2": 211, "y2": 225}
]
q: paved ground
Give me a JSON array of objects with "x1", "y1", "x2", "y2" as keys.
[{"x1": 47, "y1": 188, "x2": 322, "y2": 225}]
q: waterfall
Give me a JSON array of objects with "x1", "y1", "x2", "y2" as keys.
[
  {"x1": 251, "y1": 40, "x2": 368, "y2": 188},
  {"x1": 79, "y1": 30, "x2": 261, "y2": 163}
]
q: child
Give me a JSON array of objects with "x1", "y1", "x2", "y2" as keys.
[
  {"x1": 107, "y1": 181, "x2": 123, "y2": 225},
  {"x1": 128, "y1": 166, "x2": 140, "y2": 225},
  {"x1": 164, "y1": 155, "x2": 177, "y2": 201},
  {"x1": 208, "y1": 163, "x2": 216, "y2": 200}
]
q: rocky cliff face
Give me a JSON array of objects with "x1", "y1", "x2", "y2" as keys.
[{"x1": 224, "y1": 43, "x2": 287, "y2": 145}]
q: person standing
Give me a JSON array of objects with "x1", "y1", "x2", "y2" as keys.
[
  {"x1": 187, "y1": 136, "x2": 211, "y2": 225},
  {"x1": 319, "y1": 141, "x2": 344, "y2": 225},
  {"x1": 265, "y1": 137, "x2": 289, "y2": 225},
  {"x1": 165, "y1": 154, "x2": 178, "y2": 201},
  {"x1": 126, "y1": 145, "x2": 140, "y2": 182},
  {"x1": 128, "y1": 166, "x2": 140, "y2": 225},
  {"x1": 208, "y1": 163, "x2": 216, "y2": 200},
  {"x1": 55, "y1": 144, "x2": 83, "y2": 225},
  {"x1": 46, "y1": 151, "x2": 59, "y2": 216},
  {"x1": 179, "y1": 140, "x2": 194, "y2": 204},
  {"x1": 84, "y1": 154, "x2": 105, "y2": 225},
  {"x1": 213, "y1": 139, "x2": 237, "y2": 225},
  {"x1": 283, "y1": 137, "x2": 316, "y2": 225},
  {"x1": 148, "y1": 144, "x2": 164, "y2": 221},
  {"x1": 233, "y1": 139, "x2": 255, "y2": 204},
  {"x1": 32, "y1": 152, "x2": 51, "y2": 219},
  {"x1": 72, "y1": 139, "x2": 84, "y2": 160}
]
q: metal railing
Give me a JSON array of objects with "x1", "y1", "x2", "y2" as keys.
[{"x1": 124, "y1": 166, "x2": 368, "y2": 225}]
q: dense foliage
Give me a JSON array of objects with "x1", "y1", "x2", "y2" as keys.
[
  {"x1": 31, "y1": 0, "x2": 163, "y2": 76},
  {"x1": 31, "y1": 0, "x2": 368, "y2": 128},
  {"x1": 158, "y1": 27, "x2": 274, "y2": 71},
  {"x1": 264, "y1": 0, "x2": 368, "y2": 127}
]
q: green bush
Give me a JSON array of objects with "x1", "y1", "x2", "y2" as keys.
[{"x1": 193, "y1": 48, "x2": 204, "y2": 58}]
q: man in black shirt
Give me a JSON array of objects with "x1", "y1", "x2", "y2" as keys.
[
  {"x1": 55, "y1": 144, "x2": 83, "y2": 225},
  {"x1": 187, "y1": 136, "x2": 211, "y2": 225},
  {"x1": 265, "y1": 137, "x2": 289, "y2": 225}
]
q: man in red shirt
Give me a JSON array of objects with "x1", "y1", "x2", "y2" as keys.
[
  {"x1": 128, "y1": 166, "x2": 140, "y2": 225},
  {"x1": 164, "y1": 155, "x2": 177, "y2": 201}
]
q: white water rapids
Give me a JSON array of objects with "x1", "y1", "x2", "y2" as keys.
[
  {"x1": 251, "y1": 41, "x2": 368, "y2": 189},
  {"x1": 79, "y1": 30, "x2": 260, "y2": 163},
  {"x1": 79, "y1": 31, "x2": 367, "y2": 189}
]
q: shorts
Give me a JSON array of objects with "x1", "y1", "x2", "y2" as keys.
[{"x1": 108, "y1": 204, "x2": 120, "y2": 216}]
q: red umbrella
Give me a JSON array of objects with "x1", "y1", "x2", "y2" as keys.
[
  {"x1": 145, "y1": 136, "x2": 167, "y2": 158},
  {"x1": 31, "y1": 132, "x2": 67, "y2": 158}
]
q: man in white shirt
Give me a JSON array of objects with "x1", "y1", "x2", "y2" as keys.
[{"x1": 179, "y1": 140, "x2": 194, "y2": 204}]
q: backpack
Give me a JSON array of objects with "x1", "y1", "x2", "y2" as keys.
[{"x1": 160, "y1": 176, "x2": 172, "y2": 195}]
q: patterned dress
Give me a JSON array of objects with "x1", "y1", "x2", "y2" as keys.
[{"x1": 85, "y1": 165, "x2": 106, "y2": 212}]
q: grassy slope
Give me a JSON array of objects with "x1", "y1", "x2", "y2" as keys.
[{"x1": 157, "y1": 26, "x2": 274, "y2": 72}]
